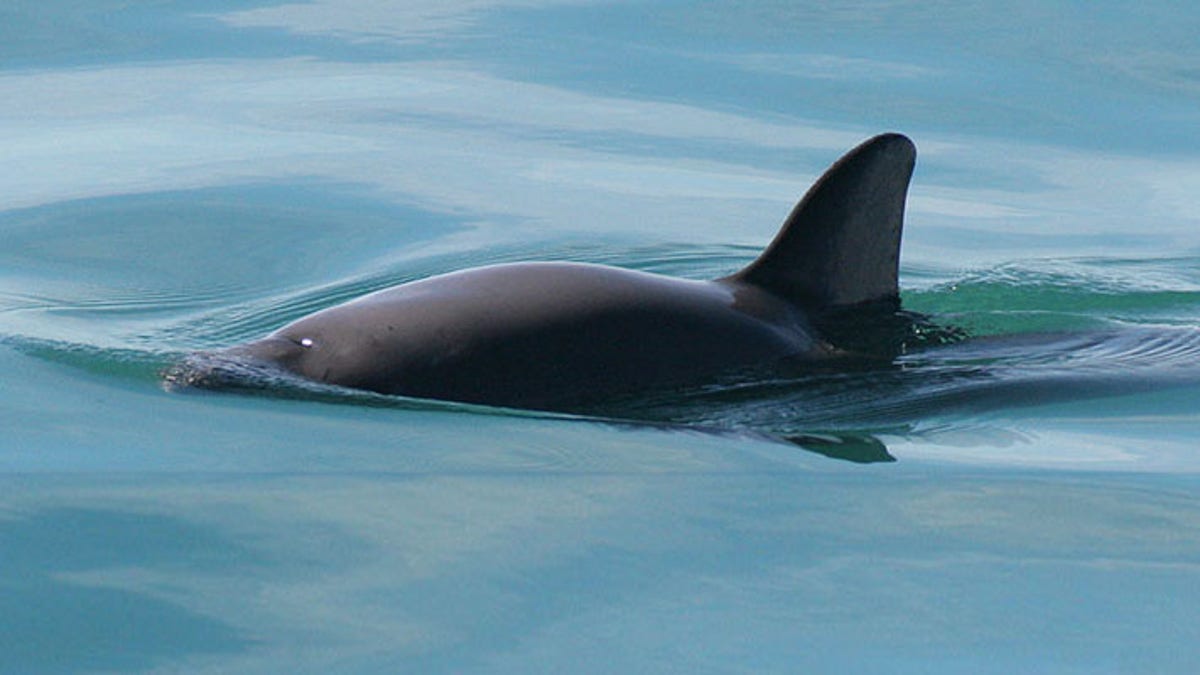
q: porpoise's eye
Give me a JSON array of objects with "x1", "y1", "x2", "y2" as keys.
[{"x1": 290, "y1": 337, "x2": 314, "y2": 349}]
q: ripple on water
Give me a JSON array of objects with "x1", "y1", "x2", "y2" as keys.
[{"x1": 3, "y1": 239, "x2": 1199, "y2": 458}]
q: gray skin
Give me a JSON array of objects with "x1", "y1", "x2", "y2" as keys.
[{"x1": 179, "y1": 133, "x2": 918, "y2": 412}]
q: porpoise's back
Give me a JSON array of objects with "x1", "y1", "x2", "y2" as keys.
[{"x1": 274, "y1": 262, "x2": 820, "y2": 408}]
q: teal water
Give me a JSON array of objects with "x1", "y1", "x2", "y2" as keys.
[{"x1": 3, "y1": 1, "x2": 1200, "y2": 672}]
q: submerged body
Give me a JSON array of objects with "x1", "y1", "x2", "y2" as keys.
[{"x1": 171, "y1": 133, "x2": 918, "y2": 411}]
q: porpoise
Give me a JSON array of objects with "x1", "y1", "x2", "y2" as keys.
[{"x1": 169, "y1": 133, "x2": 921, "y2": 412}]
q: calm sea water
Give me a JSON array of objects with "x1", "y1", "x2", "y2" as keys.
[{"x1": 4, "y1": 1, "x2": 1200, "y2": 672}]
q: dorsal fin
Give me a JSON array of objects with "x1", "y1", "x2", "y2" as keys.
[{"x1": 728, "y1": 133, "x2": 916, "y2": 309}]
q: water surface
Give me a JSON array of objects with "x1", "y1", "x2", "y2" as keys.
[{"x1": 3, "y1": 1, "x2": 1200, "y2": 672}]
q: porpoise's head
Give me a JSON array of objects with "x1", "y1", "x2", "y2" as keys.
[
  {"x1": 162, "y1": 336, "x2": 309, "y2": 392},
  {"x1": 164, "y1": 311, "x2": 359, "y2": 393}
]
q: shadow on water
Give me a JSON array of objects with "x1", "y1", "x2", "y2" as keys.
[{"x1": 568, "y1": 324, "x2": 1200, "y2": 462}]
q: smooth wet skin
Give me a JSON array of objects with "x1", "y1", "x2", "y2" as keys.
[
  {"x1": 176, "y1": 133, "x2": 917, "y2": 411},
  {"x1": 240, "y1": 262, "x2": 825, "y2": 409}
]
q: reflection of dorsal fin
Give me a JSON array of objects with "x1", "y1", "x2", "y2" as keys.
[{"x1": 728, "y1": 133, "x2": 916, "y2": 309}]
